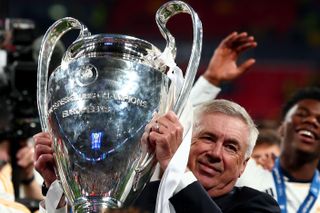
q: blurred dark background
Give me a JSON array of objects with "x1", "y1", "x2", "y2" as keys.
[{"x1": 1, "y1": 0, "x2": 320, "y2": 128}]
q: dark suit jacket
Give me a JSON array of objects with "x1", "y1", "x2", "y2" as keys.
[{"x1": 134, "y1": 181, "x2": 280, "y2": 213}]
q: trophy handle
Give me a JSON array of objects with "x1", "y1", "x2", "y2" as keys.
[
  {"x1": 156, "y1": 0, "x2": 203, "y2": 117},
  {"x1": 133, "y1": 1, "x2": 202, "y2": 190},
  {"x1": 37, "y1": 17, "x2": 90, "y2": 131}
]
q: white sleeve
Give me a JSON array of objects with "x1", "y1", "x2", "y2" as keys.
[
  {"x1": 39, "y1": 200, "x2": 67, "y2": 213},
  {"x1": 189, "y1": 76, "x2": 221, "y2": 107},
  {"x1": 173, "y1": 171, "x2": 197, "y2": 195},
  {"x1": 236, "y1": 158, "x2": 270, "y2": 187},
  {"x1": 41, "y1": 180, "x2": 66, "y2": 213}
]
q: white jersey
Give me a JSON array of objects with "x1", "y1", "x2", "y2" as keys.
[{"x1": 236, "y1": 159, "x2": 320, "y2": 213}]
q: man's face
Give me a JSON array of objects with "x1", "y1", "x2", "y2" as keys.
[
  {"x1": 251, "y1": 144, "x2": 280, "y2": 162},
  {"x1": 188, "y1": 112, "x2": 249, "y2": 197},
  {"x1": 281, "y1": 99, "x2": 320, "y2": 159}
]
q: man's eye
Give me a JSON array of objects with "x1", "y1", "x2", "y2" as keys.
[
  {"x1": 295, "y1": 111, "x2": 308, "y2": 117},
  {"x1": 201, "y1": 137, "x2": 213, "y2": 144},
  {"x1": 251, "y1": 155, "x2": 260, "y2": 160},
  {"x1": 224, "y1": 144, "x2": 238, "y2": 153},
  {"x1": 200, "y1": 135, "x2": 216, "y2": 142}
]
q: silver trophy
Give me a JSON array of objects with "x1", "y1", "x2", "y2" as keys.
[{"x1": 37, "y1": 1, "x2": 202, "y2": 212}]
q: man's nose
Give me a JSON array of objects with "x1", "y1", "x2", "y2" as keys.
[{"x1": 207, "y1": 142, "x2": 223, "y2": 162}]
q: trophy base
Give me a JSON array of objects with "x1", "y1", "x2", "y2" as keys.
[{"x1": 73, "y1": 197, "x2": 122, "y2": 213}]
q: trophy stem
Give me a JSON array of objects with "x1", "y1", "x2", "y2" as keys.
[{"x1": 73, "y1": 197, "x2": 121, "y2": 213}]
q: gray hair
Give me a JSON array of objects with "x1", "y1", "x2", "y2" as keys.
[{"x1": 193, "y1": 99, "x2": 258, "y2": 159}]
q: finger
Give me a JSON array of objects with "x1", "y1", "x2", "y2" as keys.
[
  {"x1": 149, "y1": 131, "x2": 171, "y2": 154},
  {"x1": 34, "y1": 154, "x2": 57, "y2": 187},
  {"x1": 33, "y1": 133, "x2": 53, "y2": 146},
  {"x1": 152, "y1": 123, "x2": 183, "y2": 153},
  {"x1": 244, "y1": 36, "x2": 255, "y2": 43},
  {"x1": 233, "y1": 32, "x2": 249, "y2": 41},
  {"x1": 231, "y1": 38, "x2": 256, "y2": 49},
  {"x1": 148, "y1": 130, "x2": 169, "y2": 150},
  {"x1": 34, "y1": 154, "x2": 55, "y2": 171},
  {"x1": 235, "y1": 41, "x2": 257, "y2": 53},
  {"x1": 155, "y1": 117, "x2": 169, "y2": 130},
  {"x1": 33, "y1": 132, "x2": 51, "y2": 140},
  {"x1": 148, "y1": 131, "x2": 162, "y2": 156},
  {"x1": 238, "y1": 58, "x2": 256, "y2": 73},
  {"x1": 229, "y1": 34, "x2": 256, "y2": 51},
  {"x1": 234, "y1": 35, "x2": 255, "y2": 43},
  {"x1": 151, "y1": 121, "x2": 161, "y2": 133},
  {"x1": 227, "y1": 32, "x2": 249, "y2": 45},
  {"x1": 159, "y1": 111, "x2": 183, "y2": 144},
  {"x1": 165, "y1": 113, "x2": 183, "y2": 146},
  {"x1": 141, "y1": 120, "x2": 159, "y2": 153},
  {"x1": 221, "y1": 31, "x2": 238, "y2": 47},
  {"x1": 156, "y1": 111, "x2": 179, "y2": 128},
  {"x1": 153, "y1": 132, "x2": 176, "y2": 171},
  {"x1": 165, "y1": 111, "x2": 180, "y2": 122},
  {"x1": 144, "y1": 122, "x2": 154, "y2": 134},
  {"x1": 34, "y1": 144, "x2": 53, "y2": 161},
  {"x1": 141, "y1": 132, "x2": 155, "y2": 153}
]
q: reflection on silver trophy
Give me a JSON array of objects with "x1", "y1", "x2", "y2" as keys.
[{"x1": 37, "y1": 1, "x2": 202, "y2": 212}]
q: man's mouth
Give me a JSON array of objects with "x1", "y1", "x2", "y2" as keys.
[
  {"x1": 198, "y1": 161, "x2": 222, "y2": 176},
  {"x1": 297, "y1": 129, "x2": 318, "y2": 143}
]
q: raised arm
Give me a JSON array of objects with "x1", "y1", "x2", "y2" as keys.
[
  {"x1": 190, "y1": 32, "x2": 257, "y2": 106},
  {"x1": 203, "y1": 31, "x2": 257, "y2": 86}
]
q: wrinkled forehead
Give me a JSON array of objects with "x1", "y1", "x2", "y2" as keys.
[
  {"x1": 195, "y1": 112, "x2": 250, "y2": 142},
  {"x1": 195, "y1": 111, "x2": 248, "y2": 127}
]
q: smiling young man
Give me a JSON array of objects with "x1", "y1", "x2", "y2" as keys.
[{"x1": 237, "y1": 87, "x2": 320, "y2": 213}]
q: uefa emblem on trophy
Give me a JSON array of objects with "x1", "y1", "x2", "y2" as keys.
[{"x1": 37, "y1": 0, "x2": 202, "y2": 212}]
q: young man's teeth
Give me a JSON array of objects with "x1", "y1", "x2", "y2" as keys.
[{"x1": 299, "y1": 130, "x2": 315, "y2": 139}]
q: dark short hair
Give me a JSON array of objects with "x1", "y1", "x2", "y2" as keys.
[
  {"x1": 256, "y1": 128, "x2": 281, "y2": 147},
  {"x1": 282, "y1": 87, "x2": 320, "y2": 118}
]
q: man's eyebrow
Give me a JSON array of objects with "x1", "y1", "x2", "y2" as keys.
[
  {"x1": 196, "y1": 128, "x2": 214, "y2": 136},
  {"x1": 251, "y1": 154, "x2": 261, "y2": 158},
  {"x1": 198, "y1": 132, "x2": 217, "y2": 140},
  {"x1": 297, "y1": 105, "x2": 320, "y2": 118},
  {"x1": 224, "y1": 138, "x2": 241, "y2": 148},
  {"x1": 296, "y1": 106, "x2": 309, "y2": 111}
]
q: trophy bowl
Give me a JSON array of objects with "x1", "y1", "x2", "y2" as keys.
[{"x1": 37, "y1": 1, "x2": 202, "y2": 212}]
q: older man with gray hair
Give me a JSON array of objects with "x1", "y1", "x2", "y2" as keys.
[{"x1": 134, "y1": 99, "x2": 280, "y2": 212}]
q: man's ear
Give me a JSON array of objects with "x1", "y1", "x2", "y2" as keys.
[
  {"x1": 239, "y1": 157, "x2": 250, "y2": 177},
  {"x1": 278, "y1": 123, "x2": 284, "y2": 137}
]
